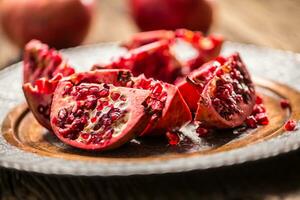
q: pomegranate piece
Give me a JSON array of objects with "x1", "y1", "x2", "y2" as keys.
[
  {"x1": 93, "y1": 40, "x2": 182, "y2": 84},
  {"x1": 133, "y1": 75, "x2": 192, "y2": 136},
  {"x1": 50, "y1": 81, "x2": 151, "y2": 150},
  {"x1": 280, "y1": 99, "x2": 290, "y2": 109},
  {"x1": 284, "y1": 119, "x2": 297, "y2": 131},
  {"x1": 23, "y1": 75, "x2": 63, "y2": 130},
  {"x1": 123, "y1": 29, "x2": 223, "y2": 75},
  {"x1": 23, "y1": 40, "x2": 75, "y2": 84},
  {"x1": 186, "y1": 53, "x2": 256, "y2": 128}
]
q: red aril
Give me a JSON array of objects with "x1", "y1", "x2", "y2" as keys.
[
  {"x1": 284, "y1": 119, "x2": 297, "y2": 131},
  {"x1": 50, "y1": 81, "x2": 151, "y2": 150}
]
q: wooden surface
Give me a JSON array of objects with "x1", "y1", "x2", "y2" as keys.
[{"x1": 1, "y1": 0, "x2": 300, "y2": 199}]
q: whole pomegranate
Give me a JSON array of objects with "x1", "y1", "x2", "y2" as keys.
[
  {"x1": 129, "y1": 0, "x2": 214, "y2": 33},
  {"x1": 0, "y1": 0, "x2": 95, "y2": 49}
]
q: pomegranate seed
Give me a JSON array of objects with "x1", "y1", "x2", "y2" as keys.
[
  {"x1": 91, "y1": 117, "x2": 97, "y2": 123},
  {"x1": 81, "y1": 133, "x2": 89, "y2": 140},
  {"x1": 252, "y1": 104, "x2": 266, "y2": 115},
  {"x1": 196, "y1": 127, "x2": 209, "y2": 137},
  {"x1": 99, "y1": 89, "x2": 109, "y2": 97},
  {"x1": 245, "y1": 116, "x2": 257, "y2": 128},
  {"x1": 284, "y1": 119, "x2": 297, "y2": 131},
  {"x1": 255, "y1": 96, "x2": 263, "y2": 104},
  {"x1": 280, "y1": 99, "x2": 290, "y2": 109},
  {"x1": 255, "y1": 113, "x2": 269, "y2": 125},
  {"x1": 111, "y1": 92, "x2": 121, "y2": 101},
  {"x1": 166, "y1": 132, "x2": 180, "y2": 146}
]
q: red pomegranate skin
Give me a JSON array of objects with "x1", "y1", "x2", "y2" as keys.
[
  {"x1": 0, "y1": 0, "x2": 95, "y2": 49},
  {"x1": 129, "y1": 0, "x2": 214, "y2": 33}
]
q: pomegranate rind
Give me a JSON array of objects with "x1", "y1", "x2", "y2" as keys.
[
  {"x1": 50, "y1": 81, "x2": 151, "y2": 151},
  {"x1": 22, "y1": 75, "x2": 62, "y2": 130}
]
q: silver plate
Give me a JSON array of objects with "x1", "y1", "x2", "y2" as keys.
[{"x1": 0, "y1": 42, "x2": 299, "y2": 176}]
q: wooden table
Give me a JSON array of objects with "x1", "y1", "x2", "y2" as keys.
[{"x1": 1, "y1": 0, "x2": 300, "y2": 199}]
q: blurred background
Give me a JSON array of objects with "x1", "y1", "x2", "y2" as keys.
[{"x1": 0, "y1": 0, "x2": 299, "y2": 69}]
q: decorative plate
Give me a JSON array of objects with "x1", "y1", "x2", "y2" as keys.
[{"x1": 0, "y1": 42, "x2": 300, "y2": 176}]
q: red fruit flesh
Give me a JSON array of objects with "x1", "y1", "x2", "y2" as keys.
[
  {"x1": 23, "y1": 40, "x2": 75, "y2": 84},
  {"x1": 23, "y1": 75, "x2": 63, "y2": 130},
  {"x1": 50, "y1": 81, "x2": 151, "y2": 150},
  {"x1": 194, "y1": 53, "x2": 256, "y2": 128}
]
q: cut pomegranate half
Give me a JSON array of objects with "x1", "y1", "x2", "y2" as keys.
[
  {"x1": 195, "y1": 53, "x2": 256, "y2": 128},
  {"x1": 50, "y1": 81, "x2": 151, "y2": 150},
  {"x1": 23, "y1": 40, "x2": 75, "y2": 84}
]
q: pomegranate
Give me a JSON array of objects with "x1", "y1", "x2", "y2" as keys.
[
  {"x1": 23, "y1": 40, "x2": 75, "y2": 84},
  {"x1": 0, "y1": 0, "x2": 94, "y2": 48},
  {"x1": 50, "y1": 81, "x2": 151, "y2": 150},
  {"x1": 178, "y1": 53, "x2": 255, "y2": 128},
  {"x1": 93, "y1": 40, "x2": 182, "y2": 84},
  {"x1": 129, "y1": 0, "x2": 214, "y2": 33},
  {"x1": 123, "y1": 29, "x2": 223, "y2": 77}
]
